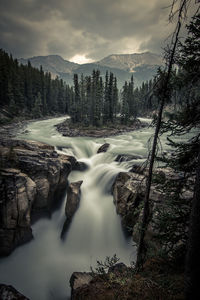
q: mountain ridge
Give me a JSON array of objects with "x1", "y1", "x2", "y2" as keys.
[
  {"x1": 19, "y1": 55, "x2": 78, "y2": 78},
  {"x1": 97, "y1": 52, "x2": 163, "y2": 72},
  {"x1": 18, "y1": 52, "x2": 163, "y2": 87}
]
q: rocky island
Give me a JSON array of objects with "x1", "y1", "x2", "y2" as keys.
[{"x1": 55, "y1": 118, "x2": 146, "y2": 138}]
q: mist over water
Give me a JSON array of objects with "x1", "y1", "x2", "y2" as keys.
[{"x1": 0, "y1": 116, "x2": 172, "y2": 299}]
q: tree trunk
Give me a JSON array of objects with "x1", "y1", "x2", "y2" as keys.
[
  {"x1": 135, "y1": 98, "x2": 165, "y2": 270},
  {"x1": 135, "y1": 0, "x2": 187, "y2": 270},
  {"x1": 185, "y1": 148, "x2": 200, "y2": 299}
]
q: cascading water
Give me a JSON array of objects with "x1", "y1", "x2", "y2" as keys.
[{"x1": 0, "y1": 116, "x2": 161, "y2": 299}]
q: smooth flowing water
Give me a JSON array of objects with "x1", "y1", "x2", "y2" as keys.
[{"x1": 0, "y1": 116, "x2": 174, "y2": 299}]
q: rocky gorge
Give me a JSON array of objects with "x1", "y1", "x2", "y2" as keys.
[{"x1": 69, "y1": 165, "x2": 193, "y2": 299}]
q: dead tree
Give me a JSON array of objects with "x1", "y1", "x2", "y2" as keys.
[{"x1": 135, "y1": 0, "x2": 192, "y2": 271}]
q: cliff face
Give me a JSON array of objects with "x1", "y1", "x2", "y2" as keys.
[
  {"x1": 70, "y1": 167, "x2": 191, "y2": 299},
  {"x1": 112, "y1": 167, "x2": 193, "y2": 250},
  {"x1": 0, "y1": 138, "x2": 76, "y2": 256}
]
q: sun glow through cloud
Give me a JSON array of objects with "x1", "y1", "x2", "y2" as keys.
[{"x1": 70, "y1": 54, "x2": 94, "y2": 64}]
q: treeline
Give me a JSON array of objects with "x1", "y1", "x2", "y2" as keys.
[
  {"x1": 131, "y1": 68, "x2": 193, "y2": 117},
  {"x1": 1, "y1": 47, "x2": 185, "y2": 126},
  {"x1": 0, "y1": 49, "x2": 73, "y2": 121},
  {"x1": 0, "y1": 48, "x2": 144, "y2": 126}
]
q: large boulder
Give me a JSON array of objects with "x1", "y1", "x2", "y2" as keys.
[
  {"x1": 97, "y1": 143, "x2": 110, "y2": 154},
  {"x1": 65, "y1": 181, "x2": 83, "y2": 219},
  {"x1": 73, "y1": 161, "x2": 89, "y2": 172},
  {"x1": 70, "y1": 263, "x2": 132, "y2": 300},
  {"x1": 70, "y1": 272, "x2": 93, "y2": 296},
  {"x1": 0, "y1": 139, "x2": 77, "y2": 255},
  {"x1": 61, "y1": 181, "x2": 83, "y2": 237},
  {"x1": 0, "y1": 284, "x2": 29, "y2": 300}
]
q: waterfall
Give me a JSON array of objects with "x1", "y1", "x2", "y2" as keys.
[{"x1": 0, "y1": 116, "x2": 154, "y2": 299}]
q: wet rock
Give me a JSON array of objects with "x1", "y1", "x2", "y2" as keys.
[
  {"x1": 0, "y1": 284, "x2": 29, "y2": 299},
  {"x1": 0, "y1": 169, "x2": 36, "y2": 256},
  {"x1": 129, "y1": 164, "x2": 144, "y2": 174},
  {"x1": 0, "y1": 139, "x2": 77, "y2": 255},
  {"x1": 115, "y1": 154, "x2": 143, "y2": 162},
  {"x1": 73, "y1": 161, "x2": 89, "y2": 172},
  {"x1": 51, "y1": 150, "x2": 58, "y2": 158},
  {"x1": 112, "y1": 171, "x2": 145, "y2": 234},
  {"x1": 70, "y1": 264, "x2": 132, "y2": 300},
  {"x1": 0, "y1": 139, "x2": 76, "y2": 210},
  {"x1": 70, "y1": 271, "x2": 116, "y2": 300},
  {"x1": 112, "y1": 170, "x2": 168, "y2": 240},
  {"x1": 112, "y1": 168, "x2": 194, "y2": 250},
  {"x1": 65, "y1": 181, "x2": 83, "y2": 219},
  {"x1": 97, "y1": 143, "x2": 110, "y2": 154},
  {"x1": 61, "y1": 181, "x2": 83, "y2": 238},
  {"x1": 0, "y1": 138, "x2": 53, "y2": 151},
  {"x1": 70, "y1": 272, "x2": 93, "y2": 293}
]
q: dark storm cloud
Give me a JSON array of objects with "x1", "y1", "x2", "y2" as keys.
[{"x1": 0, "y1": 0, "x2": 196, "y2": 61}]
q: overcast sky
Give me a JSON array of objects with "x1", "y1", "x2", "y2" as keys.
[{"x1": 0, "y1": 0, "x2": 197, "y2": 63}]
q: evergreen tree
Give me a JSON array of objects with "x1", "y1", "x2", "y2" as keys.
[
  {"x1": 32, "y1": 92, "x2": 42, "y2": 118},
  {"x1": 121, "y1": 81, "x2": 129, "y2": 124},
  {"x1": 57, "y1": 79, "x2": 65, "y2": 114},
  {"x1": 72, "y1": 74, "x2": 81, "y2": 123},
  {"x1": 127, "y1": 75, "x2": 135, "y2": 118},
  {"x1": 108, "y1": 72, "x2": 114, "y2": 123},
  {"x1": 103, "y1": 71, "x2": 109, "y2": 123},
  {"x1": 85, "y1": 75, "x2": 92, "y2": 126},
  {"x1": 80, "y1": 74, "x2": 86, "y2": 122},
  {"x1": 113, "y1": 77, "x2": 118, "y2": 119},
  {"x1": 93, "y1": 70, "x2": 103, "y2": 127}
]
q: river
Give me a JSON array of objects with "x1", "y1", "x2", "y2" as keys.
[{"x1": 0, "y1": 116, "x2": 176, "y2": 299}]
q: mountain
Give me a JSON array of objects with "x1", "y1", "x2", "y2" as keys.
[
  {"x1": 18, "y1": 55, "x2": 78, "y2": 78},
  {"x1": 18, "y1": 52, "x2": 163, "y2": 88},
  {"x1": 97, "y1": 52, "x2": 163, "y2": 72}
]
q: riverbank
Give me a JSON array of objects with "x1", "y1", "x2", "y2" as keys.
[
  {"x1": 0, "y1": 120, "x2": 28, "y2": 139},
  {"x1": 55, "y1": 118, "x2": 148, "y2": 138},
  {"x1": 0, "y1": 115, "x2": 149, "y2": 141},
  {"x1": 0, "y1": 114, "x2": 68, "y2": 139}
]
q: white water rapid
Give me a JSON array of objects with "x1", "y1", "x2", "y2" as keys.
[{"x1": 0, "y1": 116, "x2": 181, "y2": 299}]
